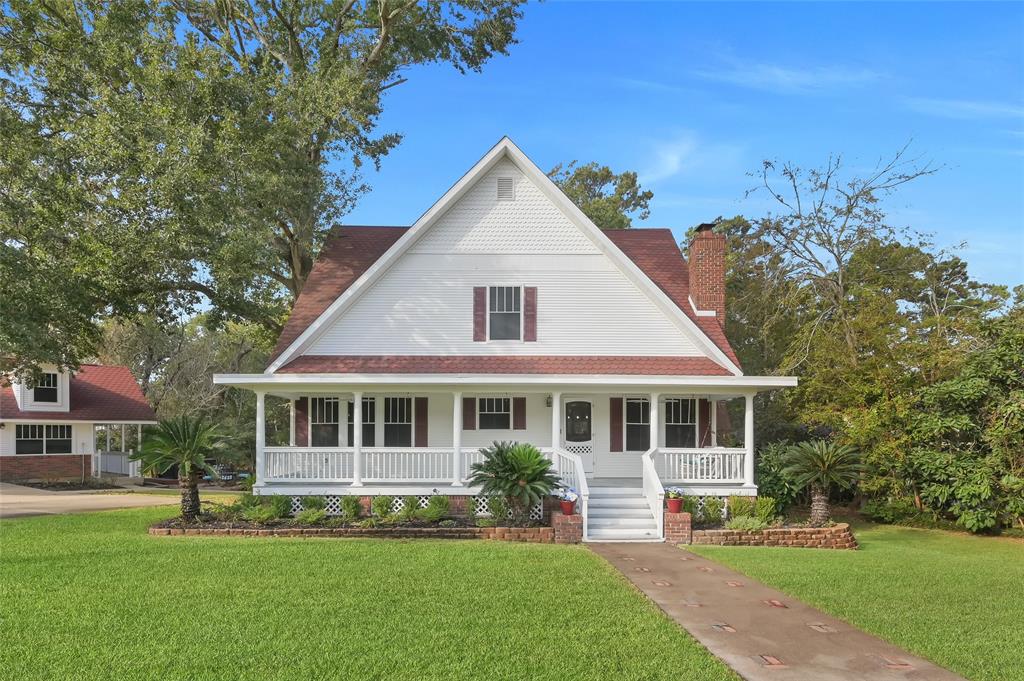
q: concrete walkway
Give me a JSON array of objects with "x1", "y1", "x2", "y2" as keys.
[
  {"x1": 590, "y1": 542, "x2": 964, "y2": 681},
  {"x1": 0, "y1": 482, "x2": 179, "y2": 519}
]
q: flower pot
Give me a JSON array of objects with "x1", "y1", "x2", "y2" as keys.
[
  {"x1": 559, "y1": 500, "x2": 576, "y2": 516},
  {"x1": 666, "y1": 498, "x2": 683, "y2": 513}
]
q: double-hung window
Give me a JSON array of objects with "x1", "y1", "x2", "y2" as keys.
[
  {"x1": 488, "y1": 286, "x2": 521, "y2": 340},
  {"x1": 478, "y1": 397, "x2": 511, "y2": 430},
  {"x1": 347, "y1": 397, "x2": 376, "y2": 447},
  {"x1": 310, "y1": 397, "x2": 340, "y2": 447},
  {"x1": 664, "y1": 398, "x2": 697, "y2": 448},
  {"x1": 33, "y1": 373, "x2": 58, "y2": 403},
  {"x1": 384, "y1": 397, "x2": 412, "y2": 447},
  {"x1": 625, "y1": 398, "x2": 650, "y2": 452},
  {"x1": 15, "y1": 424, "x2": 72, "y2": 454}
]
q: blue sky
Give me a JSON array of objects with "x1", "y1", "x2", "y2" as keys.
[{"x1": 345, "y1": 1, "x2": 1024, "y2": 288}]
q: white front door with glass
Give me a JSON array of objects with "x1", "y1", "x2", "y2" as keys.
[{"x1": 563, "y1": 399, "x2": 594, "y2": 473}]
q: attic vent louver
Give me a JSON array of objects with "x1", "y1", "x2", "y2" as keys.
[{"x1": 496, "y1": 177, "x2": 515, "y2": 201}]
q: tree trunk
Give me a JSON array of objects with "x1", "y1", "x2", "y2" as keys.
[
  {"x1": 179, "y1": 473, "x2": 201, "y2": 522},
  {"x1": 809, "y1": 483, "x2": 830, "y2": 526}
]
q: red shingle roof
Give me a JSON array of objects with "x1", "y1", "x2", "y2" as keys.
[
  {"x1": 269, "y1": 225, "x2": 741, "y2": 374},
  {"x1": 0, "y1": 365, "x2": 157, "y2": 422},
  {"x1": 278, "y1": 355, "x2": 732, "y2": 376}
]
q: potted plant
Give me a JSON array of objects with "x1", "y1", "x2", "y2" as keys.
[
  {"x1": 665, "y1": 487, "x2": 686, "y2": 513},
  {"x1": 553, "y1": 487, "x2": 578, "y2": 515}
]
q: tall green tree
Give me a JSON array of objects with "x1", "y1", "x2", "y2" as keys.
[
  {"x1": 1, "y1": 0, "x2": 525, "y2": 378},
  {"x1": 549, "y1": 161, "x2": 653, "y2": 229}
]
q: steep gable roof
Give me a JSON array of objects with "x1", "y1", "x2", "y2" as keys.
[{"x1": 0, "y1": 365, "x2": 157, "y2": 422}]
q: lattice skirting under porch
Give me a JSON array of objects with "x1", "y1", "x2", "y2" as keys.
[{"x1": 285, "y1": 494, "x2": 542, "y2": 520}]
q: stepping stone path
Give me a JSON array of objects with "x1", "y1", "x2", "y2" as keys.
[{"x1": 590, "y1": 543, "x2": 964, "y2": 681}]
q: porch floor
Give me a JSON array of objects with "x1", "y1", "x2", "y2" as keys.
[{"x1": 589, "y1": 477, "x2": 642, "y2": 488}]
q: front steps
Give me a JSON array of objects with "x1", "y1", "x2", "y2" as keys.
[{"x1": 586, "y1": 486, "x2": 661, "y2": 541}]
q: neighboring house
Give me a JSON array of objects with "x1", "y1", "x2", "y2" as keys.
[
  {"x1": 215, "y1": 138, "x2": 796, "y2": 541},
  {"x1": 0, "y1": 364, "x2": 158, "y2": 481}
]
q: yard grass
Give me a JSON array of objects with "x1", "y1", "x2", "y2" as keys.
[
  {"x1": 0, "y1": 508, "x2": 735, "y2": 681},
  {"x1": 690, "y1": 522, "x2": 1024, "y2": 681}
]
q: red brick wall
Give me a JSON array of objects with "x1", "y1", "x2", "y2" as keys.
[
  {"x1": 665, "y1": 511, "x2": 693, "y2": 544},
  {"x1": 688, "y1": 225, "x2": 725, "y2": 324},
  {"x1": 692, "y1": 523, "x2": 858, "y2": 549},
  {"x1": 552, "y1": 510, "x2": 583, "y2": 544},
  {"x1": 0, "y1": 455, "x2": 92, "y2": 481}
]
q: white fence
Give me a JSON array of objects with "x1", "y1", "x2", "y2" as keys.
[
  {"x1": 95, "y1": 450, "x2": 141, "y2": 477},
  {"x1": 655, "y1": 447, "x2": 746, "y2": 483}
]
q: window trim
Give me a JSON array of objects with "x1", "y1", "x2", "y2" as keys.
[
  {"x1": 383, "y1": 396, "x2": 415, "y2": 447},
  {"x1": 15, "y1": 423, "x2": 73, "y2": 454},
  {"x1": 664, "y1": 397, "x2": 698, "y2": 448},
  {"x1": 309, "y1": 397, "x2": 341, "y2": 447},
  {"x1": 624, "y1": 397, "x2": 650, "y2": 453},
  {"x1": 486, "y1": 285, "x2": 524, "y2": 342},
  {"x1": 31, "y1": 372, "x2": 60, "y2": 404},
  {"x1": 477, "y1": 397, "x2": 512, "y2": 430}
]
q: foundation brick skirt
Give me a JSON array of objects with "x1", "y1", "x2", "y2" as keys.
[{"x1": 0, "y1": 455, "x2": 92, "y2": 482}]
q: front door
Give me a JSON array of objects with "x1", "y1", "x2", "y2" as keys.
[{"x1": 563, "y1": 400, "x2": 594, "y2": 473}]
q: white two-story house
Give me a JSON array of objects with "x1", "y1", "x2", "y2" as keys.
[{"x1": 215, "y1": 138, "x2": 796, "y2": 541}]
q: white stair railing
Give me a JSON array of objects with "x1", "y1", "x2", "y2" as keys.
[
  {"x1": 553, "y1": 447, "x2": 590, "y2": 541},
  {"x1": 642, "y1": 447, "x2": 665, "y2": 540}
]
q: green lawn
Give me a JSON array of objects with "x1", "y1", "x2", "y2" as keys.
[
  {"x1": 0, "y1": 508, "x2": 735, "y2": 681},
  {"x1": 690, "y1": 522, "x2": 1024, "y2": 681}
]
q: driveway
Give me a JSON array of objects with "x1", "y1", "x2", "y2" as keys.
[
  {"x1": 591, "y1": 542, "x2": 964, "y2": 681},
  {"x1": 0, "y1": 482, "x2": 179, "y2": 518}
]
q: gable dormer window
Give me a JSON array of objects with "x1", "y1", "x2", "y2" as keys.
[
  {"x1": 34, "y1": 373, "x2": 58, "y2": 403},
  {"x1": 488, "y1": 286, "x2": 521, "y2": 340}
]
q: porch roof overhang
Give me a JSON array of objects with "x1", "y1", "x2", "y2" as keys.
[{"x1": 214, "y1": 372, "x2": 797, "y2": 398}]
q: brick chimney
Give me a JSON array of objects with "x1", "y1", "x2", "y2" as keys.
[{"x1": 688, "y1": 223, "x2": 725, "y2": 324}]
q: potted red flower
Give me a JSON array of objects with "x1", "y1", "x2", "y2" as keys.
[
  {"x1": 666, "y1": 487, "x2": 686, "y2": 514},
  {"x1": 554, "y1": 487, "x2": 578, "y2": 515}
]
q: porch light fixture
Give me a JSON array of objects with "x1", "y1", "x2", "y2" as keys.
[{"x1": 545, "y1": 395, "x2": 553, "y2": 408}]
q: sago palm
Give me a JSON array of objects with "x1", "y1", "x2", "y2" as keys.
[
  {"x1": 782, "y1": 440, "x2": 864, "y2": 526},
  {"x1": 131, "y1": 417, "x2": 228, "y2": 521},
  {"x1": 468, "y1": 441, "x2": 559, "y2": 523}
]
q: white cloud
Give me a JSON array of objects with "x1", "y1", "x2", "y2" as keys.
[
  {"x1": 903, "y1": 97, "x2": 1024, "y2": 120},
  {"x1": 638, "y1": 132, "x2": 745, "y2": 185},
  {"x1": 694, "y1": 60, "x2": 881, "y2": 94}
]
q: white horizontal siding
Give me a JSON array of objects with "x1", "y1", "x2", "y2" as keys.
[{"x1": 0, "y1": 422, "x2": 97, "y2": 456}]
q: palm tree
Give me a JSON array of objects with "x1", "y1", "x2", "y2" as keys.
[
  {"x1": 782, "y1": 440, "x2": 864, "y2": 526},
  {"x1": 131, "y1": 417, "x2": 228, "y2": 521},
  {"x1": 468, "y1": 441, "x2": 560, "y2": 523}
]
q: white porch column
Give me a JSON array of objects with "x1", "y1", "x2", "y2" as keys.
[
  {"x1": 351, "y1": 391, "x2": 364, "y2": 487},
  {"x1": 649, "y1": 393, "x2": 660, "y2": 451},
  {"x1": 744, "y1": 393, "x2": 755, "y2": 488},
  {"x1": 550, "y1": 392, "x2": 561, "y2": 451},
  {"x1": 711, "y1": 399, "x2": 718, "y2": 447},
  {"x1": 452, "y1": 392, "x2": 464, "y2": 486},
  {"x1": 255, "y1": 391, "x2": 266, "y2": 487},
  {"x1": 288, "y1": 399, "x2": 296, "y2": 446}
]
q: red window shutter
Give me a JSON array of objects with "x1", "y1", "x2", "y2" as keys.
[
  {"x1": 512, "y1": 396, "x2": 527, "y2": 430},
  {"x1": 609, "y1": 397, "x2": 623, "y2": 452},
  {"x1": 462, "y1": 396, "x2": 476, "y2": 430},
  {"x1": 294, "y1": 397, "x2": 308, "y2": 447},
  {"x1": 523, "y1": 287, "x2": 537, "y2": 342},
  {"x1": 414, "y1": 397, "x2": 428, "y2": 447},
  {"x1": 473, "y1": 287, "x2": 486, "y2": 341},
  {"x1": 698, "y1": 399, "x2": 711, "y2": 447}
]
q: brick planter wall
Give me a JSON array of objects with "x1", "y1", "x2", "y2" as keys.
[
  {"x1": 149, "y1": 525, "x2": 558, "y2": 543},
  {"x1": 665, "y1": 511, "x2": 692, "y2": 544},
  {"x1": 552, "y1": 510, "x2": 583, "y2": 544},
  {"x1": 691, "y1": 523, "x2": 858, "y2": 549},
  {"x1": 0, "y1": 455, "x2": 92, "y2": 482}
]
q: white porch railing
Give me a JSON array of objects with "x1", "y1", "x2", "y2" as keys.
[
  {"x1": 265, "y1": 447, "x2": 354, "y2": 482},
  {"x1": 362, "y1": 447, "x2": 453, "y2": 482},
  {"x1": 553, "y1": 447, "x2": 590, "y2": 540},
  {"x1": 655, "y1": 447, "x2": 746, "y2": 483},
  {"x1": 641, "y1": 447, "x2": 665, "y2": 539}
]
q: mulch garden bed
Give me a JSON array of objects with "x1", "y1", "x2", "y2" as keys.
[{"x1": 18, "y1": 480, "x2": 123, "y2": 492}]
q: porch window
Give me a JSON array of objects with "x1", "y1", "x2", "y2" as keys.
[
  {"x1": 15, "y1": 423, "x2": 71, "y2": 454},
  {"x1": 384, "y1": 397, "x2": 412, "y2": 447},
  {"x1": 33, "y1": 373, "x2": 58, "y2": 403},
  {"x1": 625, "y1": 398, "x2": 650, "y2": 452},
  {"x1": 346, "y1": 397, "x2": 375, "y2": 447},
  {"x1": 488, "y1": 286, "x2": 521, "y2": 340},
  {"x1": 478, "y1": 397, "x2": 511, "y2": 430},
  {"x1": 310, "y1": 397, "x2": 340, "y2": 447},
  {"x1": 664, "y1": 398, "x2": 697, "y2": 448}
]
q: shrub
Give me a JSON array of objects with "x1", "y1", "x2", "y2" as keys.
[
  {"x1": 485, "y1": 496, "x2": 508, "y2": 523},
  {"x1": 475, "y1": 517, "x2": 497, "y2": 527},
  {"x1": 782, "y1": 440, "x2": 864, "y2": 526},
  {"x1": 371, "y1": 496, "x2": 394, "y2": 519},
  {"x1": 725, "y1": 516, "x2": 769, "y2": 531},
  {"x1": 465, "y1": 497, "x2": 477, "y2": 521},
  {"x1": 415, "y1": 495, "x2": 450, "y2": 523},
  {"x1": 301, "y1": 495, "x2": 326, "y2": 511},
  {"x1": 242, "y1": 504, "x2": 279, "y2": 524},
  {"x1": 398, "y1": 496, "x2": 420, "y2": 521},
  {"x1": 863, "y1": 497, "x2": 921, "y2": 524},
  {"x1": 236, "y1": 492, "x2": 260, "y2": 510},
  {"x1": 755, "y1": 441, "x2": 802, "y2": 512},
  {"x1": 294, "y1": 508, "x2": 327, "y2": 526},
  {"x1": 468, "y1": 441, "x2": 558, "y2": 523},
  {"x1": 439, "y1": 519, "x2": 457, "y2": 528},
  {"x1": 340, "y1": 496, "x2": 362, "y2": 521},
  {"x1": 269, "y1": 495, "x2": 293, "y2": 519},
  {"x1": 754, "y1": 496, "x2": 779, "y2": 525},
  {"x1": 701, "y1": 497, "x2": 724, "y2": 525},
  {"x1": 728, "y1": 496, "x2": 755, "y2": 518},
  {"x1": 681, "y1": 496, "x2": 699, "y2": 516}
]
